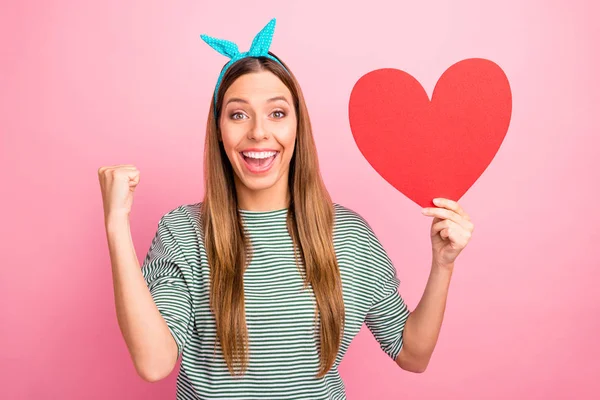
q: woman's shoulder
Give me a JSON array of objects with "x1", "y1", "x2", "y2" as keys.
[
  {"x1": 156, "y1": 202, "x2": 203, "y2": 234},
  {"x1": 332, "y1": 202, "x2": 374, "y2": 233}
]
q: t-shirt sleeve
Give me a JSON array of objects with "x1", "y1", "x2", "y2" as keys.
[
  {"x1": 364, "y1": 225, "x2": 411, "y2": 361},
  {"x1": 140, "y1": 215, "x2": 195, "y2": 359}
]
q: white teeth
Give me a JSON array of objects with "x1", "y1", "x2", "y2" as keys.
[{"x1": 242, "y1": 151, "x2": 277, "y2": 159}]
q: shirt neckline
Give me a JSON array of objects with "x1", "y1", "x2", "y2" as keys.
[{"x1": 238, "y1": 207, "x2": 289, "y2": 219}]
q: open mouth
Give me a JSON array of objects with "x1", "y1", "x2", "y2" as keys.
[{"x1": 240, "y1": 150, "x2": 279, "y2": 173}]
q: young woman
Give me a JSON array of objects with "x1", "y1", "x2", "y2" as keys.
[{"x1": 98, "y1": 18, "x2": 474, "y2": 400}]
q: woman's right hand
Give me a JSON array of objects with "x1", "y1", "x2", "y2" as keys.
[{"x1": 98, "y1": 164, "x2": 141, "y2": 223}]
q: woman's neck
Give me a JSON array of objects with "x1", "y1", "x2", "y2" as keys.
[{"x1": 235, "y1": 178, "x2": 290, "y2": 212}]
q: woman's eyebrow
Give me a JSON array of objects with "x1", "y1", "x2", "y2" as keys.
[
  {"x1": 266, "y1": 96, "x2": 289, "y2": 104},
  {"x1": 225, "y1": 96, "x2": 290, "y2": 107}
]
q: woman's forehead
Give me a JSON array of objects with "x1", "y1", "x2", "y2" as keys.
[{"x1": 224, "y1": 72, "x2": 292, "y2": 104}]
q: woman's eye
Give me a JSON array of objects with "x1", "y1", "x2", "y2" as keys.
[{"x1": 230, "y1": 111, "x2": 285, "y2": 120}]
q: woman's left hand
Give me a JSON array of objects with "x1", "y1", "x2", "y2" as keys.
[{"x1": 422, "y1": 198, "x2": 474, "y2": 269}]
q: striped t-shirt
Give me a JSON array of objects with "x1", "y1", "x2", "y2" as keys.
[{"x1": 141, "y1": 202, "x2": 410, "y2": 399}]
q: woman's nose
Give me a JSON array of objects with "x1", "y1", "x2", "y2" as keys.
[{"x1": 248, "y1": 117, "x2": 269, "y2": 140}]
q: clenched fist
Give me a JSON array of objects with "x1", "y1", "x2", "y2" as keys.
[{"x1": 98, "y1": 164, "x2": 141, "y2": 223}]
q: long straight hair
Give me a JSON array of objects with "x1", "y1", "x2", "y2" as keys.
[{"x1": 201, "y1": 53, "x2": 344, "y2": 378}]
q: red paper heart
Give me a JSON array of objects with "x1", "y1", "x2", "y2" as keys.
[{"x1": 348, "y1": 58, "x2": 512, "y2": 208}]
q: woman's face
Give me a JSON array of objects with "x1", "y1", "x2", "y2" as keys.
[{"x1": 219, "y1": 70, "x2": 297, "y2": 205}]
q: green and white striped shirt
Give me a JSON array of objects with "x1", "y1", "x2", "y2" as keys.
[{"x1": 141, "y1": 202, "x2": 410, "y2": 399}]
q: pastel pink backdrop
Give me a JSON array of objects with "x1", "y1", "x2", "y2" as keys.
[{"x1": 1, "y1": 1, "x2": 598, "y2": 399}]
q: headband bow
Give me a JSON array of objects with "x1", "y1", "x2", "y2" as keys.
[{"x1": 200, "y1": 18, "x2": 288, "y2": 114}]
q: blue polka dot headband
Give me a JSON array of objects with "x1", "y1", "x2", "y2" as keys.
[{"x1": 200, "y1": 18, "x2": 289, "y2": 115}]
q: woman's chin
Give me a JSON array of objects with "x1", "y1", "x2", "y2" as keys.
[
  {"x1": 234, "y1": 167, "x2": 287, "y2": 193},
  {"x1": 240, "y1": 176, "x2": 278, "y2": 192}
]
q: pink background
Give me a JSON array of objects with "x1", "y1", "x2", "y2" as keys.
[{"x1": 2, "y1": 0, "x2": 599, "y2": 399}]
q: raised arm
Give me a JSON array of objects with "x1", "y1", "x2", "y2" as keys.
[
  {"x1": 395, "y1": 263, "x2": 452, "y2": 372},
  {"x1": 105, "y1": 216, "x2": 180, "y2": 382}
]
